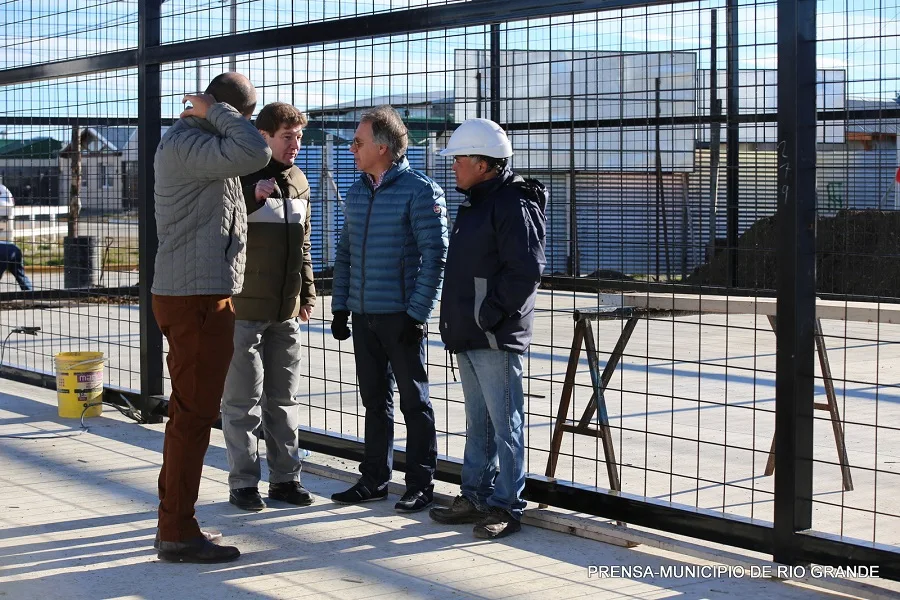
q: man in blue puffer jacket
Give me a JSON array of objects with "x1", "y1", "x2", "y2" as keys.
[
  {"x1": 429, "y1": 118, "x2": 547, "y2": 539},
  {"x1": 330, "y1": 105, "x2": 448, "y2": 512}
]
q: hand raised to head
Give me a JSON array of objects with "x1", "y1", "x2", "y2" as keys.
[{"x1": 180, "y1": 93, "x2": 217, "y2": 119}]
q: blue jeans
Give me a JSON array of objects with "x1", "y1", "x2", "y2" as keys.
[
  {"x1": 352, "y1": 312, "x2": 436, "y2": 491},
  {"x1": 457, "y1": 349, "x2": 526, "y2": 519},
  {"x1": 0, "y1": 243, "x2": 32, "y2": 291}
]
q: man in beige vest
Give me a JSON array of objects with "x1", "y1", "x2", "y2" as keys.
[{"x1": 221, "y1": 102, "x2": 316, "y2": 512}]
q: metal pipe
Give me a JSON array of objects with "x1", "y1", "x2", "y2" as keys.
[{"x1": 229, "y1": 0, "x2": 238, "y2": 71}]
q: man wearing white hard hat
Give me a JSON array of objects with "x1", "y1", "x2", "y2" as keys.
[{"x1": 429, "y1": 118, "x2": 547, "y2": 539}]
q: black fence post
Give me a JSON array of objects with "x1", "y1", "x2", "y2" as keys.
[
  {"x1": 725, "y1": 0, "x2": 740, "y2": 287},
  {"x1": 490, "y1": 23, "x2": 501, "y2": 124},
  {"x1": 774, "y1": 0, "x2": 817, "y2": 565},
  {"x1": 138, "y1": 0, "x2": 165, "y2": 418}
]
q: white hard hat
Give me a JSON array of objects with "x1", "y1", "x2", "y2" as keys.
[{"x1": 440, "y1": 118, "x2": 513, "y2": 159}]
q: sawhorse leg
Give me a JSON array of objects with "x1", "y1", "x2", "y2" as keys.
[
  {"x1": 764, "y1": 316, "x2": 853, "y2": 491},
  {"x1": 545, "y1": 314, "x2": 640, "y2": 492}
]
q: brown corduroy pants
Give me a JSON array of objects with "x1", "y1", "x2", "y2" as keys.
[{"x1": 152, "y1": 294, "x2": 235, "y2": 542}]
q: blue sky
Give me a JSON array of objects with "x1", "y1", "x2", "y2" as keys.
[{"x1": 1, "y1": 0, "x2": 899, "y2": 141}]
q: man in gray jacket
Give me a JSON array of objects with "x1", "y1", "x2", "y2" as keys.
[{"x1": 151, "y1": 72, "x2": 271, "y2": 564}]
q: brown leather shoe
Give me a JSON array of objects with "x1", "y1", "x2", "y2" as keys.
[
  {"x1": 157, "y1": 536, "x2": 240, "y2": 564},
  {"x1": 153, "y1": 529, "x2": 222, "y2": 550}
]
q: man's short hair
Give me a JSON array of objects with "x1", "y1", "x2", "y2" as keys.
[
  {"x1": 471, "y1": 154, "x2": 508, "y2": 173},
  {"x1": 360, "y1": 105, "x2": 408, "y2": 162},
  {"x1": 205, "y1": 73, "x2": 257, "y2": 116},
  {"x1": 255, "y1": 102, "x2": 308, "y2": 135}
]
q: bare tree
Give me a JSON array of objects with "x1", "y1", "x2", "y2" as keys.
[{"x1": 68, "y1": 125, "x2": 81, "y2": 238}]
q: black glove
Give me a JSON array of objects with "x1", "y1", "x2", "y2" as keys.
[
  {"x1": 331, "y1": 310, "x2": 351, "y2": 341},
  {"x1": 399, "y1": 314, "x2": 425, "y2": 345}
]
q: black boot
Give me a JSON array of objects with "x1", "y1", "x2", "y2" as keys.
[
  {"x1": 229, "y1": 487, "x2": 266, "y2": 512},
  {"x1": 429, "y1": 495, "x2": 486, "y2": 524},
  {"x1": 269, "y1": 481, "x2": 313, "y2": 506},
  {"x1": 473, "y1": 507, "x2": 521, "y2": 539}
]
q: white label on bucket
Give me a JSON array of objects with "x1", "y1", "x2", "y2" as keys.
[{"x1": 76, "y1": 372, "x2": 103, "y2": 384}]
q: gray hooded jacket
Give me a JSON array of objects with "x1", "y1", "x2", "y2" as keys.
[{"x1": 151, "y1": 102, "x2": 271, "y2": 296}]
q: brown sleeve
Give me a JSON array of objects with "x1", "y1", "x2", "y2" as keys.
[{"x1": 300, "y1": 194, "x2": 316, "y2": 307}]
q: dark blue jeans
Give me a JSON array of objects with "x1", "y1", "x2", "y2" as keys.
[
  {"x1": 0, "y1": 242, "x2": 32, "y2": 291},
  {"x1": 352, "y1": 312, "x2": 436, "y2": 491}
]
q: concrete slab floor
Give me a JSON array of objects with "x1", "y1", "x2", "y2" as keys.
[{"x1": 1, "y1": 379, "x2": 898, "y2": 600}]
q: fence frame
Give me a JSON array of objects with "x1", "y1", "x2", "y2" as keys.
[{"x1": 1, "y1": 0, "x2": 898, "y2": 579}]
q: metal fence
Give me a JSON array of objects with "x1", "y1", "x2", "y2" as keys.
[{"x1": 1, "y1": 0, "x2": 899, "y2": 579}]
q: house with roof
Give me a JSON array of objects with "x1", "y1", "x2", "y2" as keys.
[{"x1": 58, "y1": 126, "x2": 135, "y2": 213}]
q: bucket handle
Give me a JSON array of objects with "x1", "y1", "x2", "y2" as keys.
[{"x1": 57, "y1": 357, "x2": 106, "y2": 371}]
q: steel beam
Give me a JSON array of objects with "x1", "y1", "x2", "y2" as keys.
[
  {"x1": 774, "y1": 0, "x2": 817, "y2": 566},
  {"x1": 1, "y1": 0, "x2": 698, "y2": 86},
  {"x1": 3, "y1": 108, "x2": 899, "y2": 130},
  {"x1": 137, "y1": 1, "x2": 165, "y2": 412}
]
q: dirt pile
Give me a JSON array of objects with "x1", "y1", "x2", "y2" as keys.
[{"x1": 685, "y1": 210, "x2": 900, "y2": 298}]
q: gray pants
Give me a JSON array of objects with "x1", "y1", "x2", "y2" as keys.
[{"x1": 222, "y1": 318, "x2": 303, "y2": 490}]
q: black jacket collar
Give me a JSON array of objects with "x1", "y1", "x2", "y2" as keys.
[{"x1": 458, "y1": 168, "x2": 517, "y2": 206}]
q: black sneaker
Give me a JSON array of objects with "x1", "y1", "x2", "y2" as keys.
[
  {"x1": 395, "y1": 485, "x2": 434, "y2": 513},
  {"x1": 153, "y1": 528, "x2": 222, "y2": 550},
  {"x1": 429, "y1": 495, "x2": 486, "y2": 524},
  {"x1": 157, "y1": 536, "x2": 240, "y2": 564},
  {"x1": 229, "y1": 487, "x2": 266, "y2": 512},
  {"x1": 269, "y1": 481, "x2": 314, "y2": 506},
  {"x1": 473, "y1": 507, "x2": 522, "y2": 539},
  {"x1": 331, "y1": 481, "x2": 388, "y2": 504}
]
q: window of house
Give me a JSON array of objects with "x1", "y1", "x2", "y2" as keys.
[{"x1": 99, "y1": 164, "x2": 113, "y2": 188}]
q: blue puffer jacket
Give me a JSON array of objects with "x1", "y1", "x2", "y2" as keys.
[
  {"x1": 332, "y1": 157, "x2": 448, "y2": 323},
  {"x1": 439, "y1": 169, "x2": 547, "y2": 354}
]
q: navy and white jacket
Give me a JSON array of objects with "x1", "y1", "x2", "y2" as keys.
[{"x1": 439, "y1": 169, "x2": 547, "y2": 355}]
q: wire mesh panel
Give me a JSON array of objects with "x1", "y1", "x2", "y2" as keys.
[
  {"x1": 809, "y1": 0, "x2": 900, "y2": 551},
  {"x1": 0, "y1": 66, "x2": 141, "y2": 391},
  {"x1": 159, "y1": 0, "x2": 474, "y2": 45},
  {"x1": 2, "y1": 0, "x2": 900, "y2": 577},
  {"x1": 0, "y1": 1, "x2": 138, "y2": 70}
]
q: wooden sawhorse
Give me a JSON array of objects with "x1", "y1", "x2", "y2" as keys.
[
  {"x1": 763, "y1": 315, "x2": 853, "y2": 491},
  {"x1": 545, "y1": 296, "x2": 855, "y2": 493},
  {"x1": 545, "y1": 307, "x2": 642, "y2": 491}
]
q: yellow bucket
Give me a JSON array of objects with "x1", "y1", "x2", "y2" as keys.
[{"x1": 54, "y1": 351, "x2": 105, "y2": 419}]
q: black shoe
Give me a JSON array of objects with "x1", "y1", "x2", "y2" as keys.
[
  {"x1": 331, "y1": 481, "x2": 388, "y2": 504},
  {"x1": 473, "y1": 508, "x2": 522, "y2": 540},
  {"x1": 153, "y1": 528, "x2": 222, "y2": 550},
  {"x1": 429, "y1": 495, "x2": 486, "y2": 524},
  {"x1": 269, "y1": 481, "x2": 314, "y2": 506},
  {"x1": 229, "y1": 487, "x2": 266, "y2": 512},
  {"x1": 395, "y1": 485, "x2": 434, "y2": 513},
  {"x1": 157, "y1": 536, "x2": 240, "y2": 564}
]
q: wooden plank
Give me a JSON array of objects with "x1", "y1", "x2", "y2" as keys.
[{"x1": 597, "y1": 292, "x2": 900, "y2": 324}]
